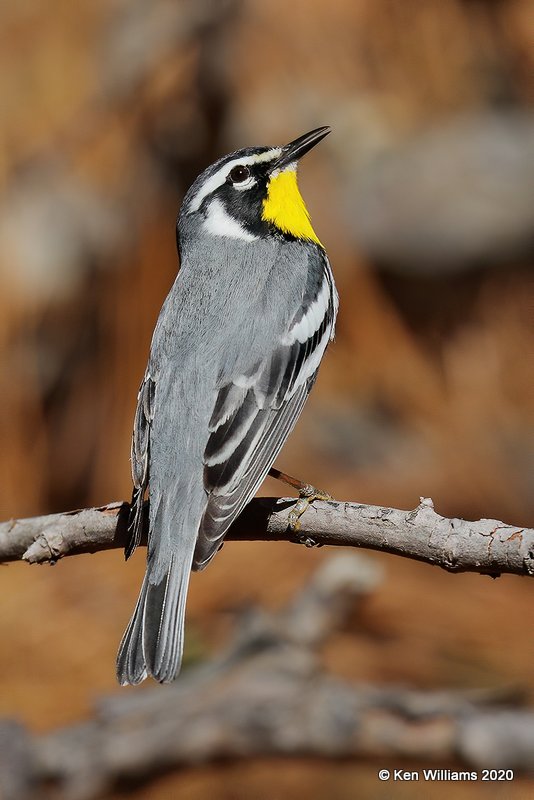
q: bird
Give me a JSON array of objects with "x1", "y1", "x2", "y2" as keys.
[{"x1": 117, "y1": 127, "x2": 338, "y2": 685}]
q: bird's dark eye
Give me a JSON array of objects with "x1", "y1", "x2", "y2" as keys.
[{"x1": 228, "y1": 165, "x2": 251, "y2": 184}]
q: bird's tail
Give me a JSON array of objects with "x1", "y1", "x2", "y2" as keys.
[
  {"x1": 116, "y1": 551, "x2": 193, "y2": 685},
  {"x1": 116, "y1": 488, "x2": 202, "y2": 685}
]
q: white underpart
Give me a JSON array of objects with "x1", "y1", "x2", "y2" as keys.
[
  {"x1": 283, "y1": 279, "x2": 331, "y2": 345},
  {"x1": 188, "y1": 148, "x2": 282, "y2": 212},
  {"x1": 203, "y1": 198, "x2": 258, "y2": 242}
]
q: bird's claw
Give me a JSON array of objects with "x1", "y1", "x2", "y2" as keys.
[{"x1": 287, "y1": 484, "x2": 332, "y2": 533}]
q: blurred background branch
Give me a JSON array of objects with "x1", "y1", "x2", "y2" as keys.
[
  {"x1": 1, "y1": 497, "x2": 533, "y2": 579},
  {"x1": 1, "y1": 555, "x2": 534, "y2": 800}
]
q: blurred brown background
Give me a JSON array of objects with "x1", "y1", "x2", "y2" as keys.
[{"x1": 0, "y1": 0, "x2": 533, "y2": 797}]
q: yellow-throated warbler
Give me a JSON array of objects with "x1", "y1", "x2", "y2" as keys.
[{"x1": 117, "y1": 127, "x2": 338, "y2": 685}]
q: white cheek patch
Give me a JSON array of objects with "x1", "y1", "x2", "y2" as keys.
[
  {"x1": 203, "y1": 198, "x2": 258, "y2": 241},
  {"x1": 188, "y1": 147, "x2": 282, "y2": 212}
]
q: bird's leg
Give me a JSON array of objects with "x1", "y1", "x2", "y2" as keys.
[{"x1": 268, "y1": 467, "x2": 332, "y2": 533}]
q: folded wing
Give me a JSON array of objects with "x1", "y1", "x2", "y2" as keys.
[
  {"x1": 125, "y1": 371, "x2": 156, "y2": 559},
  {"x1": 195, "y1": 251, "x2": 337, "y2": 569}
]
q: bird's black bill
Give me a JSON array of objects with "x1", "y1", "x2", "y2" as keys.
[{"x1": 270, "y1": 126, "x2": 330, "y2": 172}]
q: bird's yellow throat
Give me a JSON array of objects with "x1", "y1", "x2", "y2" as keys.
[{"x1": 262, "y1": 170, "x2": 322, "y2": 246}]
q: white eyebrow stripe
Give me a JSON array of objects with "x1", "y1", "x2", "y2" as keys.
[
  {"x1": 203, "y1": 198, "x2": 259, "y2": 241},
  {"x1": 187, "y1": 147, "x2": 282, "y2": 213}
]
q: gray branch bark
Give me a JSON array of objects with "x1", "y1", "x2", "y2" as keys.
[{"x1": 0, "y1": 496, "x2": 533, "y2": 578}]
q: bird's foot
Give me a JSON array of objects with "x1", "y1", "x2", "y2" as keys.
[
  {"x1": 287, "y1": 483, "x2": 332, "y2": 534},
  {"x1": 267, "y1": 466, "x2": 331, "y2": 536}
]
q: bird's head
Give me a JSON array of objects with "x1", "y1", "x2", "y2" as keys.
[{"x1": 179, "y1": 127, "x2": 330, "y2": 248}]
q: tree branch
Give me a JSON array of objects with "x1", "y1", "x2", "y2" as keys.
[{"x1": 1, "y1": 496, "x2": 532, "y2": 578}]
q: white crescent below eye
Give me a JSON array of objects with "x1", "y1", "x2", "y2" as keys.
[{"x1": 232, "y1": 175, "x2": 256, "y2": 190}]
